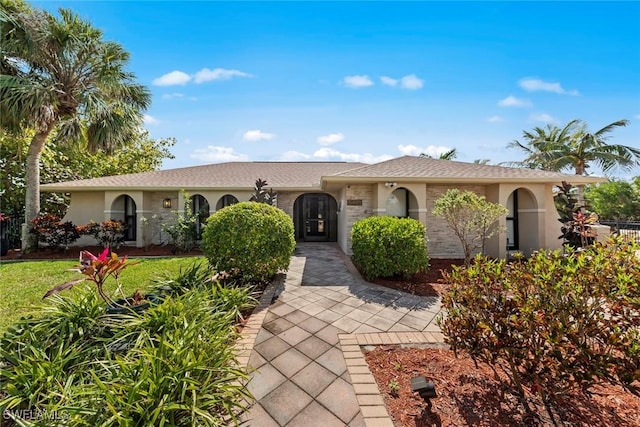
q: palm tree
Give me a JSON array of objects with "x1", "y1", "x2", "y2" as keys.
[
  {"x1": 505, "y1": 119, "x2": 580, "y2": 170},
  {"x1": 0, "y1": 5, "x2": 151, "y2": 250},
  {"x1": 419, "y1": 148, "x2": 458, "y2": 160},
  {"x1": 507, "y1": 119, "x2": 638, "y2": 175}
]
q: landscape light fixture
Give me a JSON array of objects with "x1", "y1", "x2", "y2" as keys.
[
  {"x1": 163, "y1": 198, "x2": 172, "y2": 209},
  {"x1": 411, "y1": 375, "x2": 437, "y2": 405}
]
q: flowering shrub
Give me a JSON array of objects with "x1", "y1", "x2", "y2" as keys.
[
  {"x1": 82, "y1": 220, "x2": 126, "y2": 249},
  {"x1": 30, "y1": 213, "x2": 81, "y2": 250},
  {"x1": 439, "y1": 238, "x2": 640, "y2": 407}
]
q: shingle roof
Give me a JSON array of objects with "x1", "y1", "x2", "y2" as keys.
[
  {"x1": 325, "y1": 156, "x2": 606, "y2": 184},
  {"x1": 41, "y1": 156, "x2": 606, "y2": 192},
  {"x1": 41, "y1": 161, "x2": 366, "y2": 191}
]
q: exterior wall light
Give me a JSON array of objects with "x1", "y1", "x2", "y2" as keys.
[
  {"x1": 163, "y1": 198, "x2": 172, "y2": 209},
  {"x1": 384, "y1": 182, "x2": 397, "y2": 188},
  {"x1": 411, "y1": 375, "x2": 437, "y2": 405}
]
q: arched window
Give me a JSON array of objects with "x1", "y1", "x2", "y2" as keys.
[
  {"x1": 216, "y1": 194, "x2": 239, "y2": 210},
  {"x1": 190, "y1": 194, "x2": 210, "y2": 239}
]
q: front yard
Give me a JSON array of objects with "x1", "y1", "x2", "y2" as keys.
[{"x1": 0, "y1": 257, "x2": 201, "y2": 332}]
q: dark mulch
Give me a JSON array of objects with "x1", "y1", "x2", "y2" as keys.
[
  {"x1": 1, "y1": 244, "x2": 203, "y2": 261},
  {"x1": 369, "y1": 259, "x2": 464, "y2": 296},
  {"x1": 365, "y1": 346, "x2": 640, "y2": 427}
]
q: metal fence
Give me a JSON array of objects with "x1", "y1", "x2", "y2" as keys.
[
  {"x1": 0, "y1": 215, "x2": 22, "y2": 249},
  {"x1": 599, "y1": 220, "x2": 640, "y2": 243}
]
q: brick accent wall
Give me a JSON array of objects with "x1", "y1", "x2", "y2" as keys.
[
  {"x1": 424, "y1": 185, "x2": 486, "y2": 259},
  {"x1": 276, "y1": 191, "x2": 305, "y2": 218},
  {"x1": 344, "y1": 184, "x2": 374, "y2": 253}
]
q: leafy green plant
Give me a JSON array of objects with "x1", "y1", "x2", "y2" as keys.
[
  {"x1": 202, "y1": 201, "x2": 295, "y2": 283},
  {"x1": 0, "y1": 290, "x2": 108, "y2": 420},
  {"x1": 351, "y1": 216, "x2": 429, "y2": 280},
  {"x1": 1, "y1": 268, "x2": 255, "y2": 425},
  {"x1": 163, "y1": 192, "x2": 199, "y2": 252},
  {"x1": 388, "y1": 379, "x2": 400, "y2": 396},
  {"x1": 433, "y1": 189, "x2": 508, "y2": 265},
  {"x1": 81, "y1": 219, "x2": 127, "y2": 249},
  {"x1": 439, "y1": 238, "x2": 640, "y2": 412},
  {"x1": 30, "y1": 213, "x2": 81, "y2": 250}
]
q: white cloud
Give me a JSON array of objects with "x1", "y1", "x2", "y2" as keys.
[
  {"x1": 280, "y1": 151, "x2": 311, "y2": 161},
  {"x1": 519, "y1": 78, "x2": 579, "y2": 95},
  {"x1": 194, "y1": 68, "x2": 252, "y2": 83},
  {"x1": 530, "y1": 113, "x2": 557, "y2": 123},
  {"x1": 189, "y1": 146, "x2": 249, "y2": 163},
  {"x1": 161, "y1": 93, "x2": 184, "y2": 100},
  {"x1": 487, "y1": 115, "x2": 505, "y2": 123},
  {"x1": 380, "y1": 76, "x2": 398, "y2": 87},
  {"x1": 399, "y1": 74, "x2": 424, "y2": 90},
  {"x1": 343, "y1": 75, "x2": 374, "y2": 88},
  {"x1": 498, "y1": 95, "x2": 532, "y2": 108},
  {"x1": 243, "y1": 130, "x2": 276, "y2": 142},
  {"x1": 312, "y1": 147, "x2": 392, "y2": 163},
  {"x1": 152, "y1": 70, "x2": 191, "y2": 86},
  {"x1": 316, "y1": 132, "x2": 344, "y2": 146},
  {"x1": 397, "y1": 144, "x2": 453, "y2": 157},
  {"x1": 143, "y1": 114, "x2": 160, "y2": 125}
]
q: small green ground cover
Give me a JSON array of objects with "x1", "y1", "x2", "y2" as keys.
[{"x1": 0, "y1": 257, "x2": 203, "y2": 332}]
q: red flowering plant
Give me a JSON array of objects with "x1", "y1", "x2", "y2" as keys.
[{"x1": 44, "y1": 248, "x2": 138, "y2": 306}]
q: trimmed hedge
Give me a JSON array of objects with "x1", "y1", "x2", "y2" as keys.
[
  {"x1": 201, "y1": 202, "x2": 295, "y2": 283},
  {"x1": 351, "y1": 216, "x2": 429, "y2": 280}
]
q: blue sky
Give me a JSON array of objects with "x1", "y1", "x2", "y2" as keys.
[{"x1": 35, "y1": 1, "x2": 640, "y2": 175}]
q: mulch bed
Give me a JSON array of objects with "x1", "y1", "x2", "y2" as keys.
[
  {"x1": 369, "y1": 259, "x2": 464, "y2": 296},
  {"x1": 1, "y1": 244, "x2": 203, "y2": 261},
  {"x1": 365, "y1": 346, "x2": 640, "y2": 427}
]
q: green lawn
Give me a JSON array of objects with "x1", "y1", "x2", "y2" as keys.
[{"x1": 0, "y1": 256, "x2": 206, "y2": 332}]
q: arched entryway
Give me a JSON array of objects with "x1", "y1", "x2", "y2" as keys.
[
  {"x1": 385, "y1": 187, "x2": 419, "y2": 219},
  {"x1": 506, "y1": 188, "x2": 539, "y2": 253},
  {"x1": 190, "y1": 194, "x2": 210, "y2": 239},
  {"x1": 111, "y1": 195, "x2": 137, "y2": 241},
  {"x1": 293, "y1": 193, "x2": 338, "y2": 242}
]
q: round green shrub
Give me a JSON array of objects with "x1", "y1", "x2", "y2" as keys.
[
  {"x1": 201, "y1": 202, "x2": 295, "y2": 283},
  {"x1": 351, "y1": 216, "x2": 429, "y2": 280}
]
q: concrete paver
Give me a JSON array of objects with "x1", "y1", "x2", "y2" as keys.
[{"x1": 241, "y1": 242, "x2": 445, "y2": 426}]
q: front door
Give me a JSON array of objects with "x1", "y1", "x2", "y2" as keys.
[{"x1": 303, "y1": 194, "x2": 329, "y2": 241}]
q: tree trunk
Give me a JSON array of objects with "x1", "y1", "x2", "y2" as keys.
[
  {"x1": 22, "y1": 128, "x2": 53, "y2": 252},
  {"x1": 575, "y1": 162, "x2": 586, "y2": 209}
]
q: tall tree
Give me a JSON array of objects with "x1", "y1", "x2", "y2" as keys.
[
  {"x1": 507, "y1": 119, "x2": 639, "y2": 175},
  {"x1": 0, "y1": 4, "x2": 151, "y2": 250},
  {"x1": 1, "y1": 130, "x2": 175, "y2": 218}
]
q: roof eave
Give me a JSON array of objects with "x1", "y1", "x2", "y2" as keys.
[{"x1": 320, "y1": 175, "x2": 608, "y2": 185}]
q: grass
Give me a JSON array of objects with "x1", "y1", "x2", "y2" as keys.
[{"x1": 0, "y1": 256, "x2": 206, "y2": 332}]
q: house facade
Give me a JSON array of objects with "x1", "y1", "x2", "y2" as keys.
[{"x1": 41, "y1": 156, "x2": 606, "y2": 259}]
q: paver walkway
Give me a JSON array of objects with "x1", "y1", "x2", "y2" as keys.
[{"x1": 240, "y1": 243, "x2": 443, "y2": 426}]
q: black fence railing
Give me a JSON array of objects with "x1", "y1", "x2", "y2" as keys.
[
  {"x1": 1, "y1": 215, "x2": 22, "y2": 250},
  {"x1": 599, "y1": 220, "x2": 640, "y2": 242}
]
